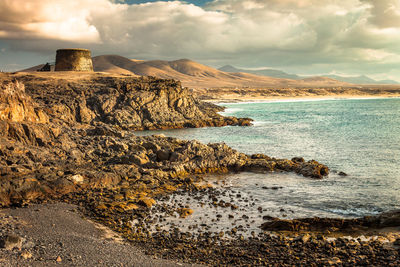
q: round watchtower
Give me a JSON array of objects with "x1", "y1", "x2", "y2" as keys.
[{"x1": 55, "y1": 48, "x2": 93, "y2": 71}]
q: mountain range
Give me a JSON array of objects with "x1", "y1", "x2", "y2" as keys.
[
  {"x1": 22, "y1": 55, "x2": 396, "y2": 88},
  {"x1": 91, "y1": 56, "x2": 354, "y2": 88},
  {"x1": 219, "y1": 65, "x2": 398, "y2": 85}
]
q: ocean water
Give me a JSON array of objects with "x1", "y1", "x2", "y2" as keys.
[{"x1": 136, "y1": 98, "x2": 400, "y2": 219}]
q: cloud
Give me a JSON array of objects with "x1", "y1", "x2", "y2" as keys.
[
  {"x1": 0, "y1": 0, "x2": 124, "y2": 42},
  {"x1": 363, "y1": 0, "x2": 400, "y2": 28},
  {"x1": 0, "y1": 0, "x2": 399, "y2": 79}
]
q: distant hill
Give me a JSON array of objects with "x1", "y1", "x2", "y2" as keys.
[
  {"x1": 219, "y1": 65, "x2": 301, "y2": 80},
  {"x1": 219, "y1": 65, "x2": 398, "y2": 85},
  {"x1": 325, "y1": 75, "x2": 399, "y2": 85},
  {"x1": 21, "y1": 55, "x2": 351, "y2": 88}
]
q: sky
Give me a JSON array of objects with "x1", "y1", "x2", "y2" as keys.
[{"x1": 0, "y1": 0, "x2": 400, "y2": 81}]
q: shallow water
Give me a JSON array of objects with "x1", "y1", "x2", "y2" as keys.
[{"x1": 136, "y1": 98, "x2": 400, "y2": 218}]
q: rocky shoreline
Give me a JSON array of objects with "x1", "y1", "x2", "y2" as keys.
[{"x1": 1, "y1": 72, "x2": 399, "y2": 266}]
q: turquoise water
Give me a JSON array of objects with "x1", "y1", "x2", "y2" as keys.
[{"x1": 136, "y1": 98, "x2": 400, "y2": 218}]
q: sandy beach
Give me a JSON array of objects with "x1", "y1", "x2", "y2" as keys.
[{"x1": 194, "y1": 86, "x2": 400, "y2": 103}]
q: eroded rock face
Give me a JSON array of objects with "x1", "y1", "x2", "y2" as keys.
[
  {"x1": 0, "y1": 80, "x2": 48, "y2": 123},
  {"x1": 7, "y1": 74, "x2": 252, "y2": 130}
]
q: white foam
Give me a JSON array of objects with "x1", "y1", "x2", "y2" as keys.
[
  {"x1": 221, "y1": 107, "x2": 243, "y2": 115},
  {"x1": 252, "y1": 120, "x2": 268, "y2": 126}
]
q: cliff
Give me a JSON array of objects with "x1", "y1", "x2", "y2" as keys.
[{"x1": 8, "y1": 73, "x2": 251, "y2": 130}]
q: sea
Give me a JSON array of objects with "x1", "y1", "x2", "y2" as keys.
[{"x1": 136, "y1": 98, "x2": 400, "y2": 221}]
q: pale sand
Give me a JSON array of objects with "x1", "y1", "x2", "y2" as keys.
[{"x1": 204, "y1": 94, "x2": 400, "y2": 104}]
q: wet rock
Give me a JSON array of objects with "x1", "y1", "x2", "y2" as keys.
[
  {"x1": 262, "y1": 215, "x2": 275, "y2": 220},
  {"x1": 261, "y1": 210, "x2": 400, "y2": 232},
  {"x1": 291, "y1": 157, "x2": 305, "y2": 163}
]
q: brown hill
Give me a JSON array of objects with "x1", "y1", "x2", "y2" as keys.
[
  {"x1": 21, "y1": 64, "x2": 46, "y2": 72},
  {"x1": 92, "y1": 55, "x2": 138, "y2": 75},
  {"x1": 91, "y1": 55, "x2": 311, "y2": 88},
  {"x1": 21, "y1": 55, "x2": 350, "y2": 88}
]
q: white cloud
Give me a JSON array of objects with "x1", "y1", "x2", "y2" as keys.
[
  {"x1": 0, "y1": 0, "x2": 399, "y2": 79},
  {"x1": 0, "y1": 0, "x2": 124, "y2": 42}
]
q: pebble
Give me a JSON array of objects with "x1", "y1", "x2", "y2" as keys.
[{"x1": 20, "y1": 251, "x2": 32, "y2": 259}]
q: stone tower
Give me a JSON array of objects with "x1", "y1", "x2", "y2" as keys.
[{"x1": 55, "y1": 48, "x2": 93, "y2": 71}]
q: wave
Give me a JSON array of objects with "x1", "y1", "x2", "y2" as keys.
[
  {"x1": 220, "y1": 107, "x2": 243, "y2": 115},
  {"x1": 326, "y1": 207, "x2": 382, "y2": 217}
]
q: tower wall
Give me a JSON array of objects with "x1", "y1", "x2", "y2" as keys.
[{"x1": 55, "y1": 49, "x2": 93, "y2": 71}]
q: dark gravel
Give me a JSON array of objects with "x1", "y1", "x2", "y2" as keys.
[{"x1": 0, "y1": 202, "x2": 201, "y2": 267}]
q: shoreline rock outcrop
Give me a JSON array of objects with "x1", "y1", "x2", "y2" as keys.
[
  {"x1": 3, "y1": 73, "x2": 252, "y2": 130},
  {"x1": 0, "y1": 73, "x2": 328, "y2": 208},
  {"x1": 261, "y1": 210, "x2": 400, "y2": 232}
]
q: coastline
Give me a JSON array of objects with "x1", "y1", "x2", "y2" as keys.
[
  {"x1": 1, "y1": 72, "x2": 400, "y2": 266},
  {"x1": 204, "y1": 94, "x2": 400, "y2": 104}
]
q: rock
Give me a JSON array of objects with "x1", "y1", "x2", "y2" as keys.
[
  {"x1": 338, "y1": 171, "x2": 348, "y2": 176},
  {"x1": 0, "y1": 234, "x2": 23, "y2": 250},
  {"x1": 131, "y1": 154, "x2": 149, "y2": 165},
  {"x1": 123, "y1": 203, "x2": 139, "y2": 211},
  {"x1": 142, "y1": 142, "x2": 160, "y2": 152},
  {"x1": 261, "y1": 210, "x2": 400, "y2": 232},
  {"x1": 137, "y1": 197, "x2": 156, "y2": 208},
  {"x1": 156, "y1": 150, "x2": 170, "y2": 161},
  {"x1": 20, "y1": 250, "x2": 32, "y2": 259},
  {"x1": 301, "y1": 234, "x2": 311, "y2": 243},
  {"x1": 262, "y1": 215, "x2": 275, "y2": 220},
  {"x1": 177, "y1": 208, "x2": 194, "y2": 218},
  {"x1": 68, "y1": 174, "x2": 84, "y2": 184},
  {"x1": 0, "y1": 81, "x2": 48, "y2": 123},
  {"x1": 327, "y1": 257, "x2": 342, "y2": 265},
  {"x1": 291, "y1": 157, "x2": 305, "y2": 163},
  {"x1": 77, "y1": 95, "x2": 95, "y2": 123},
  {"x1": 375, "y1": 210, "x2": 400, "y2": 227}
]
